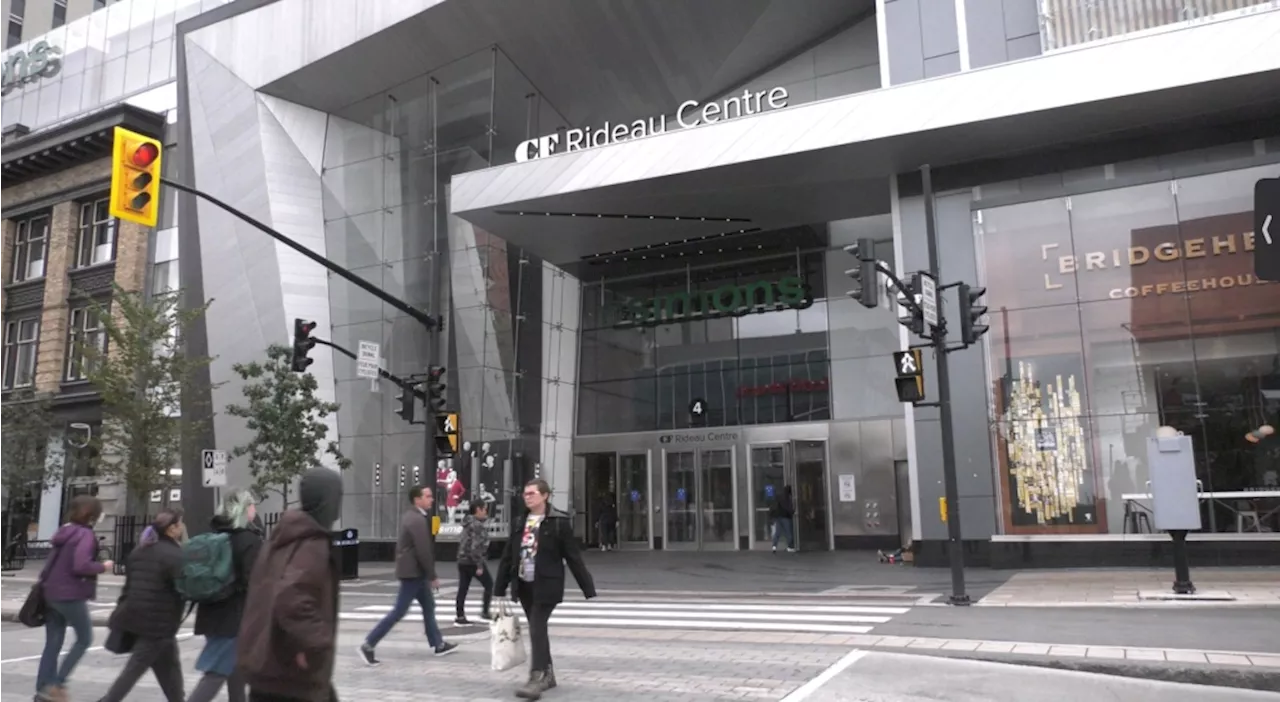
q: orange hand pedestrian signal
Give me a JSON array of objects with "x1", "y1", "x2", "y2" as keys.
[{"x1": 109, "y1": 127, "x2": 163, "y2": 227}]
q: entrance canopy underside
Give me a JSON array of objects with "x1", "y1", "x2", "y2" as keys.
[{"x1": 450, "y1": 10, "x2": 1280, "y2": 267}]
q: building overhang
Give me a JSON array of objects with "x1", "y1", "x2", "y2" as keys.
[
  {"x1": 450, "y1": 9, "x2": 1280, "y2": 266},
  {"x1": 1, "y1": 104, "x2": 168, "y2": 191}
]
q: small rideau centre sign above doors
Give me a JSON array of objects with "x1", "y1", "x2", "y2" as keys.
[{"x1": 516, "y1": 87, "x2": 789, "y2": 162}]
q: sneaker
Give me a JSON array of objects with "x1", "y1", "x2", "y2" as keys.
[
  {"x1": 787, "y1": 547, "x2": 797, "y2": 553},
  {"x1": 357, "y1": 643, "x2": 380, "y2": 666},
  {"x1": 454, "y1": 617, "x2": 472, "y2": 626},
  {"x1": 771, "y1": 545, "x2": 777, "y2": 553},
  {"x1": 434, "y1": 642, "x2": 459, "y2": 656}
]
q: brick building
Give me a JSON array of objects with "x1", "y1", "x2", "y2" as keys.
[{"x1": 2, "y1": 104, "x2": 168, "y2": 538}]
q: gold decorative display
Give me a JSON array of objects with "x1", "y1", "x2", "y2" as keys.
[{"x1": 1003, "y1": 362, "x2": 1089, "y2": 524}]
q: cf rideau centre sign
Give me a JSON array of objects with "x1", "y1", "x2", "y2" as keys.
[{"x1": 516, "y1": 86, "x2": 790, "y2": 162}]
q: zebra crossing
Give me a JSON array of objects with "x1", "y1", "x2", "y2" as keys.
[{"x1": 341, "y1": 596, "x2": 914, "y2": 635}]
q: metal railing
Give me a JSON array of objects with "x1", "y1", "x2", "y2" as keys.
[{"x1": 1039, "y1": 0, "x2": 1276, "y2": 51}]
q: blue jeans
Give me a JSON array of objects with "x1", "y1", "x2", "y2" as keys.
[
  {"x1": 772, "y1": 517, "x2": 795, "y2": 549},
  {"x1": 37, "y1": 599, "x2": 93, "y2": 691},
  {"x1": 364, "y1": 578, "x2": 442, "y2": 649}
]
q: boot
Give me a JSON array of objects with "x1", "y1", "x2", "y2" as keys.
[
  {"x1": 545, "y1": 666, "x2": 557, "y2": 689},
  {"x1": 515, "y1": 670, "x2": 549, "y2": 700}
]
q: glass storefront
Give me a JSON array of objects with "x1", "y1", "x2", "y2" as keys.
[
  {"x1": 578, "y1": 249, "x2": 831, "y2": 434},
  {"x1": 975, "y1": 161, "x2": 1280, "y2": 535}
]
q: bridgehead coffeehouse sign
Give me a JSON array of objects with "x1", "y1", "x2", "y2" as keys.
[
  {"x1": 2, "y1": 41, "x2": 62, "y2": 97},
  {"x1": 516, "y1": 87, "x2": 790, "y2": 162},
  {"x1": 1040, "y1": 229, "x2": 1271, "y2": 299},
  {"x1": 611, "y1": 275, "x2": 812, "y2": 329}
]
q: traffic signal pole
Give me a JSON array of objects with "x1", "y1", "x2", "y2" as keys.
[{"x1": 920, "y1": 164, "x2": 970, "y2": 606}]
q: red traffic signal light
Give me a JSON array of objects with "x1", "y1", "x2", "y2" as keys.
[
  {"x1": 131, "y1": 143, "x2": 159, "y2": 168},
  {"x1": 291, "y1": 318, "x2": 318, "y2": 372}
]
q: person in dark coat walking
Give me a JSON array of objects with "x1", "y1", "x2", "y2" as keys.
[
  {"x1": 771, "y1": 485, "x2": 796, "y2": 553},
  {"x1": 495, "y1": 479, "x2": 596, "y2": 700},
  {"x1": 358, "y1": 484, "x2": 457, "y2": 664},
  {"x1": 186, "y1": 488, "x2": 263, "y2": 702},
  {"x1": 35, "y1": 495, "x2": 113, "y2": 702},
  {"x1": 99, "y1": 508, "x2": 188, "y2": 702},
  {"x1": 238, "y1": 467, "x2": 343, "y2": 702},
  {"x1": 454, "y1": 501, "x2": 493, "y2": 625}
]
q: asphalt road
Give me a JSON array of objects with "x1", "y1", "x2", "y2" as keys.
[{"x1": 804, "y1": 650, "x2": 1280, "y2": 701}]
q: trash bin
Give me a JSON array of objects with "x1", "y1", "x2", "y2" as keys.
[{"x1": 331, "y1": 528, "x2": 360, "y2": 581}]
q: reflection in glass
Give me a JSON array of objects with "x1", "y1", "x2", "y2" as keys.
[
  {"x1": 700, "y1": 449, "x2": 734, "y2": 545},
  {"x1": 665, "y1": 452, "x2": 697, "y2": 545},
  {"x1": 618, "y1": 454, "x2": 649, "y2": 543},
  {"x1": 750, "y1": 446, "x2": 786, "y2": 543}
]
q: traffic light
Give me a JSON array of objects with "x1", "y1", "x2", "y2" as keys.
[
  {"x1": 290, "y1": 318, "x2": 317, "y2": 372},
  {"x1": 425, "y1": 365, "x2": 447, "y2": 413},
  {"x1": 893, "y1": 274, "x2": 925, "y2": 336},
  {"x1": 394, "y1": 382, "x2": 415, "y2": 423},
  {"x1": 109, "y1": 127, "x2": 163, "y2": 227},
  {"x1": 958, "y1": 283, "x2": 989, "y2": 346},
  {"x1": 843, "y1": 238, "x2": 879, "y2": 309},
  {"x1": 893, "y1": 349, "x2": 925, "y2": 403},
  {"x1": 435, "y1": 412, "x2": 459, "y2": 457}
]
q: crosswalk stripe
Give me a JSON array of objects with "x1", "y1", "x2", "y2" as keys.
[
  {"x1": 354, "y1": 602, "x2": 910, "y2": 616},
  {"x1": 336, "y1": 612, "x2": 874, "y2": 634},
  {"x1": 352, "y1": 605, "x2": 892, "y2": 624}
]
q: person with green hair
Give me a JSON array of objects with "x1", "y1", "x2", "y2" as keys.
[{"x1": 186, "y1": 488, "x2": 263, "y2": 702}]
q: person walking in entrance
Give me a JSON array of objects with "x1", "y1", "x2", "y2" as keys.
[
  {"x1": 495, "y1": 479, "x2": 596, "y2": 700},
  {"x1": 358, "y1": 485, "x2": 458, "y2": 664},
  {"x1": 238, "y1": 466, "x2": 344, "y2": 702},
  {"x1": 455, "y1": 502, "x2": 493, "y2": 625},
  {"x1": 187, "y1": 488, "x2": 263, "y2": 702},
  {"x1": 771, "y1": 485, "x2": 796, "y2": 553}
]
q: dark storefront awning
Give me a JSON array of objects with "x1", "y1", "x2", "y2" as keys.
[{"x1": 450, "y1": 11, "x2": 1280, "y2": 266}]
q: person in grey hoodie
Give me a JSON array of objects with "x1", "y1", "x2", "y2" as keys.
[
  {"x1": 454, "y1": 502, "x2": 493, "y2": 625},
  {"x1": 35, "y1": 495, "x2": 113, "y2": 702}
]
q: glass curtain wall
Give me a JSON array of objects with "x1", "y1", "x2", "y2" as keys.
[
  {"x1": 321, "y1": 47, "x2": 571, "y2": 539},
  {"x1": 578, "y1": 249, "x2": 831, "y2": 434},
  {"x1": 976, "y1": 160, "x2": 1280, "y2": 536},
  {"x1": 1, "y1": 0, "x2": 219, "y2": 131}
]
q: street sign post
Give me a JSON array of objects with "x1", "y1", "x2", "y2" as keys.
[
  {"x1": 919, "y1": 273, "x2": 939, "y2": 330},
  {"x1": 1256, "y1": 178, "x2": 1280, "y2": 282},
  {"x1": 357, "y1": 340, "x2": 381, "y2": 380},
  {"x1": 201, "y1": 449, "x2": 227, "y2": 488}
]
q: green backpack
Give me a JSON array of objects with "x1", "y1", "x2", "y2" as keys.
[{"x1": 175, "y1": 532, "x2": 236, "y2": 603}]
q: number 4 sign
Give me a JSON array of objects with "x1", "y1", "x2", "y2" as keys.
[{"x1": 689, "y1": 398, "x2": 706, "y2": 417}]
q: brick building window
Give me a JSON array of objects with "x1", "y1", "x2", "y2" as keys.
[
  {"x1": 75, "y1": 198, "x2": 117, "y2": 268},
  {"x1": 10, "y1": 214, "x2": 49, "y2": 282},
  {"x1": 65, "y1": 305, "x2": 106, "y2": 382},
  {"x1": 2, "y1": 318, "x2": 40, "y2": 389}
]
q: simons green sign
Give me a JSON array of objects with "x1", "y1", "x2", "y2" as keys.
[{"x1": 612, "y1": 276, "x2": 812, "y2": 328}]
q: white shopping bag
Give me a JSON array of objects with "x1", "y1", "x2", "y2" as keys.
[{"x1": 490, "y1": 600, "x2": 527, "y2": 672}]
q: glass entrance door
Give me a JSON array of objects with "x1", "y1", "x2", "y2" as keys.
[
  {"x1": 748, "y1": 440, "x2": 830, "y2": 550},
  {"x1": 663, "y1": 448, "x2": 737, "y2": 550},
  {"x1": 617, "y1": 453, "x2": 650, "y2": 548}
]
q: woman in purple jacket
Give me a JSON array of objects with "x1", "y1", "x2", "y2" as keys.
[{"x1": 35, "y1": 495, "x2": 113, "y2": 702}]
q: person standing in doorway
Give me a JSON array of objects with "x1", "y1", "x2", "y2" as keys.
[
  {"x1": 35, "y1": 496, "x2": 112, "y2": 702},
  {"x1": 99, "y1": 509, "x2": 188, "y2": 702},
  {"x1": 771, "y1": 485, "x2": 796, "y2": 553},
  {"x1": 238, "y1": 467, "x2": 344, "y2": 702},
  {"x1": 358, "y1": 485, "x2": 457, "y2": 665},
  {"x1": 454, "y1": 502, "x2": 493, "y2": 625},
  {"x1": 495, "y1": 479, "x2": 596, "y2": 700},
  {"x1": 187, "y1": 488, "x2": 263, "y2": 702}
]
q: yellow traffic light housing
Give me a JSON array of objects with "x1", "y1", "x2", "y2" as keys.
[{"x1": 109, "y1": 127, "x2": 163, "y2": 227}]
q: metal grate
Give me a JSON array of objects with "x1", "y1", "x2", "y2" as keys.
[{"x1": 1038, "y1": 0, "x2": 1275, "y2": 51}]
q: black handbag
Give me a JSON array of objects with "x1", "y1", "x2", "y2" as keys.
[
  {"x1": 17, "y1": 536, "x2": 73, "y2": 628},
  {"x1": 103, "y1": 626, "x2": 136, "y2": 654}
]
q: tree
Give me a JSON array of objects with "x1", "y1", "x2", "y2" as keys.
[
  {"x1": 225, "y1": 344, "x2": 350, "y2": 505},
  {"x1": 1, "y1": 389, "x2": 59, "y2": 512},
  {"x1": 80, "y1": 283, "x2": 213, "y2": 506}
]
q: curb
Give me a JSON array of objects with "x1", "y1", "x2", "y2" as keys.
[{"x1": 888, "y1": 647, "x2": 1280, "y2": 692}]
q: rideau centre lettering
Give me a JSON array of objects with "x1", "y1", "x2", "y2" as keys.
[
  {"x1": 1040, "y1": 232, "x2": 1272, "y2": 298},
  {"x1": 516, "y1": 87, "x2": 789, "y2": 162},
  {"x1": 612, "y1": 275, "x2": 811, "y2": 329}
]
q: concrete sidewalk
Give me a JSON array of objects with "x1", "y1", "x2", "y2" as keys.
[{"x1": 976, "y1": 568, "x2": 1280, "y2": 607}]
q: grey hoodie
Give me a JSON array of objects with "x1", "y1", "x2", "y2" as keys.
[{"x1": 458, "y1": 514, "x2": 489, "y2": 566}]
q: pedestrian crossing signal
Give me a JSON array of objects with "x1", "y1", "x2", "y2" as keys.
[
  {"x1": 109, "y1": 127, "x2": 163, "y2": 227},
  {"x1": 892, "y1": 349, "x2": 925, "y2": 404}
]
